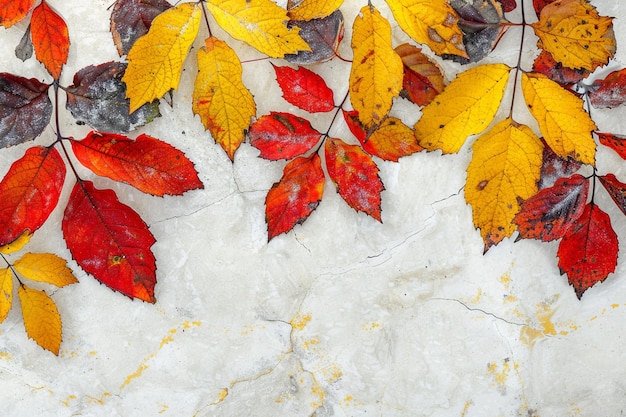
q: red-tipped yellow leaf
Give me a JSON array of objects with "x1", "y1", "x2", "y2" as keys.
[
  {"x1": 62, "y1": 181, "x2": 156, "y2": 303},
  {"x1": 0, "y1": 146, "x2": 65, "y2": 246},
  {"x1": 18, "y1": 285, "x2": 61, "y2": 355},
  {"x1": 273, "y1": 65, "x2": 335, "y2": 113},
  {"x1": 71, "y1": 132, "x2": 203, "y2": 196},
  {"x1": 14, "y1": 253, "x2": 78, "y2": 287},
  {"x1": 249, "y1": 112, "x2": 321, "y2": 160},
  {"x1": 30, "y1": 1, "x2": 69, "y2": 80},
  {"x1": 266, "y1": 154, "x2": 324, "y2": 240}
]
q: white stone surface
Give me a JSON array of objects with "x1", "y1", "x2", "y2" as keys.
[{"x1": 1, "y1": 1, "x2": 626, "y2": 416}]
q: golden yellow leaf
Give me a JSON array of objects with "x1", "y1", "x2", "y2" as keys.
[
  {"x1": 123, "y1": 2, "x2": 201, "y2": 113},
  {"x1": 349, "y1": 5, "x2": 403, "y2": 128},
  {"x1": 415, "y1": 64, "x2": 510, "y2": 153},
  {"x1": 193, "y1": 37, "x2": 256, "y2": 161},
  {"x1": 465, "y1": 119, "x2": 544, "y2": 251},
  {"x1": 205, "y1": 0, "x2": 310, "y2": 58},
  {"x1": 522, "y1": 72, "x2": 596, "y2": 164},
  {"x1": 288, "y1": 0, "x2": 344, "y2": 20},
  {"x1": 18, "y1": 285, "x2": 61, "y2": 355},
  {"x1": 0, "y1": 230, "x2": 32, "y2": 254},
  {"x1": 385, "y1": 0, "x2": 467, "y2": 58},
  {"x1": 532, "y1": 0, "x2": 615, "y2": 71},
  {"x1": 0, "y1": 268, "x2": 12, "y2": 324},
  {"x1": 365, "y1": 117, "x2": 424, "y2": 161},
  {"x1": 14, "y1": 253, "x2": 78, "y2": 288}
]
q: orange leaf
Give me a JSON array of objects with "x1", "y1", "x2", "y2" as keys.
[
  {"x1": 395, "y1": 43, "x2": 445, "y2": 107},
  {"x1": 362, "y1": 117, "x2": 423, "y2": 162},
  {"x1": 249, "y1": 112, "x2": 321, "y2": 160},
  {"x1": 71, "y1": 131, "x2": 203, "y2": 196},
  {"x1": 30, "y1": 1, "x2": 69, "y2": 80},
  {"x1": 325, "y1": 138, "x2": 384, "y2": 221},
  {"x1": 62, "y1": 181, "x2": 156, "y2": 303},
  {"x1": 0, "y1": 0, "x2": 36, "y2": 28},
  {"x1": 0, "y1": 146, "x2": 66, "y2": 246},
  {"x1": 18, "y1": 285, "x2": 62, "y2": 355},
  {"x1": 266, "y1": 154, "x2": 324, "y2": 240}
]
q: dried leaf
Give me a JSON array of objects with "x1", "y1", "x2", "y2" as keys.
[
  {"x1": 450, "y1": 0, "x2": 507, "y2": 63},
  {"x1": 14, "y1": 253, "x2": 78, "y2": 287},
  {"x1": 273, "y1": 65, "x2": 335, "y2": 113},
  {"x1": 395, "y1": 43, "x2": 445, "y2": 107},
  {"x1": 538, "y1": 138, "x2": 582, "y2": 189},
  {"x1": 0, "y1": 268, "x2": 12, "y2": 324},
  {"x1": 287, "y1": 0, "x2": 343, "y2": 20},
  {"x1": 599, "y1": 173, "x2": 626, "y2": 216},
  {"x1": 18, "y1": 285, "x2": 61, "y2": 355},
  {"x1": 0, "y1": 0, "x2": 36, "y2": 28},
  {"x1": 192, "y1": 37, "x2": 256, "y2": 161},
  {"x1": 249, "y1": 112, "x2": 321, "y2": 160},
  {"x1": 30, "y1": 1, "x2": 69, "y2": 81},
  {"x1": 415, "y1": 63, "x2": 510, "y2": 153},
  {"x1": 110, "y1": 0, "x2": 172, "y2": 56},
  {"x1": 533, "y1": 50, "x2": 588, "y2": 87},
  {"x1": 62, "y1": 181, "x2": 157, "y2": 303},
  {"x1": 284, "y1": 9, "x2": 344, "y2": 65},
  {"x1": 597, "y1": 132, "x2": 626, "y2": 159},
  {"x1": 362, "y1": 117, "x2": 423, "y2": 161},
  {"x1": 349, "y1": 5, "x2": 403, "y2": 128},
  {"x1": 15, "y1": 25, "x2": 34, "y2": 61},
  {"x1": 589, "y1": 68, "x2": 626, "y2": 109},
  {"x1": 123, "y1": 2, "x2": 201, "y2": 113}
]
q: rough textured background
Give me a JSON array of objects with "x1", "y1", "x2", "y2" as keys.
[{"x1": 1, "y1": 1, "x2": 626, "y2": 416}]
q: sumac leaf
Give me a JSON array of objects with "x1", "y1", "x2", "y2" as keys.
[
  {"x1": 589, "y1": 68, "x2": 626, "y2": 109},
  {"x1": 0, "y1": 146, "x2": 65, "y2": 246},
  {"x1": 71, "y1": 131, "x2": 203, "y2": 196},
  {"x1": 266, "y1": 154, "x2": 324, "y2": 241},
  {"x1": 284, "y1": 9, "x2": 344, "y2": 65},
  {"x1": 66, "y1": 62, "x2": 160, "y2": 133},
  {"x1": 599, "y1": 173, "x2": 626, "y2": 216},
  {"x1": 62, "y1": 181, "x2": 157, "y2": 302},
  {"x1": 110, "y1": 0, "x2": 172, "y2": 56},
  {"x1": 30, "y1": 1, "x2": 69, "y2": 80},
  {"x1": 514, "y1": 174, "x2": 588, "y2": 241},
  {"x1": 325, "y1": 138, "x2": 384, "y2": 221},
  {"x1": 249, "y1": 112, "x2": 321, "y2": 160},
  {"x1": 557, "y1": 203, "x2": 618, "y2": 299},
  {"x1": 273, "y1": 65, "x2": 335, "y2": 113},
  {"x1": 0, "y1": 73, "x2": 52, "y2": 147}
]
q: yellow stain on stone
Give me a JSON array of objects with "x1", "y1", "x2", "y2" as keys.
[
  {"x1": 310, "y1": 380, "x2": 325, "y2": 409},
  {"x1": 89, "y1": 351, "x2": 97, "y2": 356},
  {"x1": 158, "y1": 403, "x2": 169, "y2": 414},
  {"x1": 183, "y1": 320, "x2": 202, "y2": 329},
  {"x1": 290, "y1": 313, "x2": 311, "y2": 330},
  {"x1": 321, "y1": 364, "x2": 343, "y2": 383},
  {"x1": 303, "y1": 338, "x2": 319, "y2": 351},
  {"x1": 62, "y1": 394, "x2": 77, "y2": 407},
  {"x1": 361, "y1": 321, "x2": 381, "y2": 331},
  {"x1": 461, "y1": 400, "x2": 472, "y2": 416},
  {"x1": 0, "y1": 351, "x2": 11, "y2": 360},
  {"x1": 500, "y1": 272, "x2": 511, "y2": 288},
  {"x1": 611, "y1": 303, "x2": 620, "y2": 309},
  {"x1": 487, "y1": 359, "x2": 511, "y2": 390},
  {"x1": 470, "y1": 288, "x2": 482, "y2": 303},
  {"x1": 504, "y1": 294, "x2": 517, "y2": 303},
  {"x1": 86, "y1": 392, "x2": 111, "y2": 405}
]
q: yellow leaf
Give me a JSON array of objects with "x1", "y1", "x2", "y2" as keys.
[
  {"x1": 349, "y1": 5, "x2": 403, "y2": 128},
  {"x1": 14, "y1": 253, "x2": 78, "y2": 288},
  {"x1": 288, "y1": 0, "x2": 344, "y2": 20},
  {"x1": 205, "y1": 0, "x2": 310, "y2": 58},
  {"x1": 465, "y1": 119, "x2": 544, "y2": 251},
  {"x1": 531, "y1": 0, "x2": 615, "y2": 71},
  {"x1": 0, "y1": 230, "x2": 32, "y2": 254},
  {"x1": 0, "y1": 268, "x2": 12, "y2": 324},
  {"x1": 193, "y1": 37, "x2": 256, "y2": 161},
  {"x1": 123, "y1": 2, "x2": 201, "y2": 113},
  {"x1": 522, "y1": 72, "x2": 596, "y2": 164},
  {"x1": 18, "y1": 285, "x2": 62, "y2": 355},
  {"x1": 385, "y1": 0, "x2": 467, "y2": 58},
  {"x1": 415, "y1": 64, "x2": 510, "y2": 153}
]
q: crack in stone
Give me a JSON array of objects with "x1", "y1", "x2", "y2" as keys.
[{"x1": 431, "y1": 298, "x2": 527, "y2": 327}]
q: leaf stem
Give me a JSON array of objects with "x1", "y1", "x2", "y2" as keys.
[
  {"x1": 200, "y1": 1, "x2": 212, "y2": 37},
  {"x1": 508, "y1": 0, "x2": 528, "y2": 119},
  {"x1": 313, "y1": 91, "x2": 350, "y2": 155}
]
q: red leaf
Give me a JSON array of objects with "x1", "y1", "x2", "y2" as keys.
[
  {"x1": 0, "y1": 73, "x2": 52, "y2": 147},
  {"x1": 71, "y1": 131, "x2": 203, "y2": 197},
  {"x1": 0, "y1": 0, "x2": 37, "y2": 28},
  {"x1": 395, "y1": 43, "x2": 445, "y2": 107},
  {"x1": 266, "y1": 154, "x2": 324, "y2": 241},
  {"x1": 361, "y1": 117, "x2": 423, "y2": 162},
  {"x1": 285, "y1": 9, "x2": 344, "y2": 65},
  {"x1": 248, "y1": 112, "x2": 321, "y2": 160},
  {"x1": 342, "y1": 110, "x2": 368, "y2": 143},
  {"x1": 589, "y1": 68, "x2": 626, "y2": 109},
  {"x1": 514, "y1": 174, "x2": 588, "y2": 241},
  {"x1": 324, "y1": 138, "x2": 384, "y2": 221},
  {"x1": 0, "y1": 146, "x2": 65, "y2": 245},
  {"x1": 273, "y1": 65, "x2": 335, "y2": 113},
  {"x1": 557, "y1": 203, "x2": 618, "y2": 299},
  {"x1": 497, "y1": 0, "x2": 516, "y2": 13},
  {"x1": 62, "y1": 181, "x2": 156, "y2": 302},
  {"x1": 597, "y1": 132, "x2": 626, "y2": 159},
  {"x1": 110, "y1": 0, "x2": 172, "y2": 56},
  {"x1": 30, "y1": 1, "x2": 69, "y2": 80},
  {"x1": 599, "y1": 173, "x2": 626, "y2": 216},
  {"x1": 533, "y1": 0, "x2": 557, "y2": 16},
  {"x1": 532, "y1": 50, "x2": 588, "y2": 87},
  {"x1": 538, "y1": 138, "x2": 582, "y2": 190}
]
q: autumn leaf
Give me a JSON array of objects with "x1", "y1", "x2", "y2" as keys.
[
  {"x1": 514, "y1": 174, "x2": 588, "y2": 241},
  {"x1": 533, "y1": 0, "x2": 557, "y2": 15},
  {"x1": 192, "y1": 37, "x2": 256, "y2": 161},
  {"x1": 531, "y1": 0, "x2": 615, "y2": 71},
  {"x1": 62, "y1": 181, "x2": 157, "y2": 303},
  {"x1": 0, "y1": 268, "x2": 12, "y2": 323},
  {"x1": 0, "y1": 146, "x2": 65, "y2": 246},
  {"x1": 385, "y1": 0, "x2": 467, "y2": 58},
  {"x1": 538, "y1": 139, "x2": 582, "y2": 189},
  {"x1": 557, "y1": 203, "x2": 618, "y2": 299},
  {"x1": 451, "y1": 0, "x2": 507, "y2": 63},
  {"x1": 342, "y1": 110, "x2": 367, "y2": 143},
  {"x1": 15, "y1": 24, "x2": 33, "y2": 62},
  {"x1": 395, "y1": 43, "x2": 445, "y2": 107},
  {"x1": 522, "y1": 72, "x2": 596, "y2": 164},
  {"x1": 205, "y1": 0, "x2": 310, "y2": 58},
  {"x1": 599, "y1": 174, "x2": 626, "y2": 216},
  {"x1": 0, "y1": 73, "x2": 52, "y2": 148},
  {"x1": 30, "y1": 1, "x2": 69, "y2": 81},
  {"x1": 14, "y1": 253, "x2": 77, "y2": 287},
  {"x1": 362, "y1": 117, "x2": 423, "y2": 162},
  {"x1": 0, "y1": 0, "x2": 36, "y2": 28},
  {"x1": 465, "y1": 119, "x2": 544, "y2": 251},
  {"x1": 0, "y1": 230, "x2": 32, "y2": 254},
  {"x1": 71, "y1": 131, "x2": 203, "y2": 196},
  {"x1": 597, "y1": 133, "x2": 626, "y2": 160},
  {"x1": 123, "y1": 2, "x2": 201, "y2": 113},
  {"x1": 533, "y1": 50, "x2": 588, "y2": 87},
  {"x1": 349, "y1": 5, "x2": 403, "y2": 128},
  {"x1": 18, "y1": 284, "x2": 62, "y2": 354},
  {"x1": 287, "y1": 0, "x2": 343, "y2": 21},
  {"x1": 499, "y1": 0, "x2": 516, "y2": 13},
  {"x1": 266, "y1": 154, "x2": 324, "y2": 240},
  {"x1": 325, "y1": 138, "x2": 384, "y2": 221},
  {"x1": 285, "y1": 10, "x2": 344, "y2": 65},
  {"x1": 110, "y1": 0, "x2": 172, "y2": 57},
  {"x1": 415, "y1": 63, "x2": 510, "y2": 153},
  {"x1": 249, "y1": 112, "x2": 321, "y2": 160},
  {"x1": 273, "y1": 65, "x2": 335, "y2": 113},
  {"x1": 589, "y1": 69, "x2": 626, "y2": 109}
]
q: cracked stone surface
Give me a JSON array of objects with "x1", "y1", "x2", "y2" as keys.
[{"x1": 2, "y1": 1, "x2": 626, "y2": 416}]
